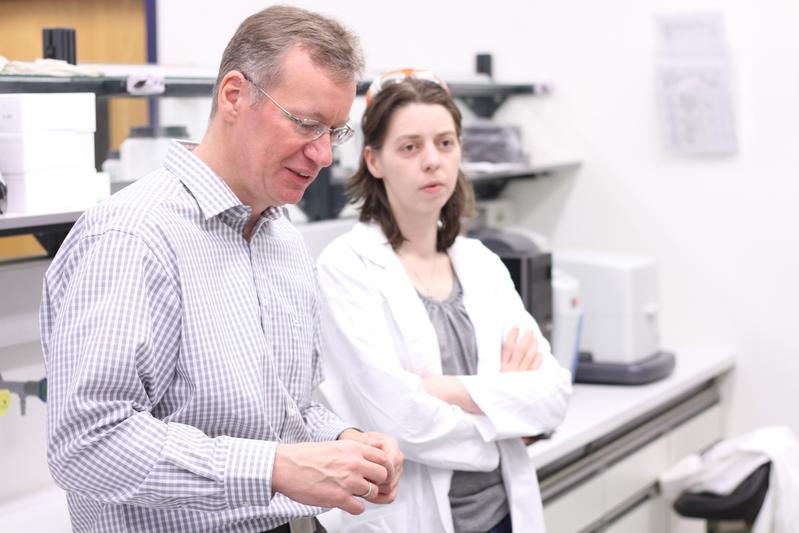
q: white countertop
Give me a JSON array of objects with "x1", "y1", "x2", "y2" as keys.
[{"x1": 527, "y1": 348, "x2": 736, "y2": 469}]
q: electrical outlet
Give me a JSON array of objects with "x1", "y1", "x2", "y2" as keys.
[{"x1": 476, "y1": 198, "x2": 515, "y2": 229}]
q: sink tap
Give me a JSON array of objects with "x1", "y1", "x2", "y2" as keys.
[{"x1": 0, "y1": 373, "x2": 47, "y2": 416}]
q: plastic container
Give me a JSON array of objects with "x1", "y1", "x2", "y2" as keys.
[{"x1": 120, "y1": 125, "x2": 189, "y2": 182}]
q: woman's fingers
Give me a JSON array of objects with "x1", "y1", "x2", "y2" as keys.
[
  {"x1": 503, "y1": 328, "x2": 544, "y2": 372},
  {"x1": 500, "y1": 327, "x2": 519, "y2": 370}
]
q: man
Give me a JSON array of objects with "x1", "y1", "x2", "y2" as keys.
[{"x1": 40, "y1": 6, "x2": 402, "y2": 533}]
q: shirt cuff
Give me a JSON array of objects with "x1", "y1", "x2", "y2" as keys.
[
  {"x1": 314, "y1": 418, "x2": 352, "y2": 443},
  {"x1": 221, "y1": 436, "x2": 278, "y2": 509}
]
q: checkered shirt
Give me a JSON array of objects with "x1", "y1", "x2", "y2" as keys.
[{"x1": 39, "y1": 141, "x2": 348, "y2": 532}]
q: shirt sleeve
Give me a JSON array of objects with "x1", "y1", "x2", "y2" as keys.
[
  {"x1": 300, "y1": 309, "x2": 351, "y2": 442},
  {"x1": 41, "y1": 230, "x2": 278, "y2": 512}
]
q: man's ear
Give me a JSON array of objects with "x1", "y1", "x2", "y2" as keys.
[
  {"x1": 216, "y1": 71, "x2": 248, "y2": 123},
  {"x1": 364, "y1": 145, "x2": 383, "y2": 178}
]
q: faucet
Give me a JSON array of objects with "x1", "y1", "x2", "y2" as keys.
[{"x1": 0, "y1": 373, "x2": 47, "y2": 416}]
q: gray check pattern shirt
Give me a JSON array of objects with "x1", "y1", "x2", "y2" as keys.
[{"x1": 40, "y1": 141, "x2": 349, "y2": 532}]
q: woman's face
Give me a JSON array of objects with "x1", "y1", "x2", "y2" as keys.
[{"x1": 365, "y1": 103, "x2": 461, "y2": 222}]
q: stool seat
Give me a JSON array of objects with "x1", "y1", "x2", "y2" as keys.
[{"x1": 673, "y1": 461, "x2": 771, "y2": 524}]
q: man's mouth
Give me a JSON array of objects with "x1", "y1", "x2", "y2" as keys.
[{"x1": 290, "y1": 168, "x2": 315, "y2": 179}]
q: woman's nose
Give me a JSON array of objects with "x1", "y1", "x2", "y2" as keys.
[
  {"x1": 303, "y1": 133, "x2": 334, "y2": 168},
  {"x1": 421, "y1": 144, "x2": 441, "y2": 172}
]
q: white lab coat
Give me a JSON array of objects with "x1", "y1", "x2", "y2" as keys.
[{"x1": 316, "y1": 222, "x2": 572, "y2": 533}]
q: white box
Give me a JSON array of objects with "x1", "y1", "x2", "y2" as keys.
[
  {"x1": 0, "y1": 131, "x2": 95, "y2": 173},
  {"x1": 4, "y1": 169, "x2": 105, "y2": 214},
  {"x1": 555, "y1": 251, "x2": 660, "y2": 364},
  {"x1": 0, "y1": 93, "x2": 96, "y2": 133}
]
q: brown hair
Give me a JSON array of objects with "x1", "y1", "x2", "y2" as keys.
[
  {"x1": 348, "y1": 78, "x2": 475, "y2": 251},
  {"x1": 210, "y1": 5, "x2": 364, "y2": 116}
]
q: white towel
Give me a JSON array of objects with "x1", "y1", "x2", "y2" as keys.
[{"x1": 659, "y1": 425, "x2": 799, "y2": 533}]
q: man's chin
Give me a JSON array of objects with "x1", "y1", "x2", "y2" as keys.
[{"x1": 281, "y1": 188, "x2": 310, "y2": 206}]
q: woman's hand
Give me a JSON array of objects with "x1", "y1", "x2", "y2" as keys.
[
  {"x1": 422, "y1": 375, "x2": 483, "y2": 414},
  {"x1": 501, "y1": 327, "x2": 543, "y2": 372}
]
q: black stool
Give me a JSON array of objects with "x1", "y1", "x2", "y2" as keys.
[{"x1": 673, "y1": 461, "x2": 771, "y2": 533}]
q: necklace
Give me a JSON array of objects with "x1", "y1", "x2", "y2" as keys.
[{"x1": 399, "y1": 252, "x2": 438, "y2": 298}]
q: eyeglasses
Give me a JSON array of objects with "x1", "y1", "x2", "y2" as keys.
[
  {"x1": 242, "y1": 73, "x2": 355, "y2": 146},
  {"x1": 365, "y1": 68, "x2": 451, "y2": 107}
]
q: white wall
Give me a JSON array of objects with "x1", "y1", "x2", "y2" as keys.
[
  {"x1": 0, "y1": 261, "x2": 53, "y2": 502},
  {"x1": 158, "y1": 0, "x2": 799, "y2": 437}
]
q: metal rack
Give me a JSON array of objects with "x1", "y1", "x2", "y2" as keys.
[{"x1": 0, "y1": 71, "x2": 561, "y2": 256}]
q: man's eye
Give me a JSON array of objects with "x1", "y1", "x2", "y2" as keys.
[{"x1": 299, "y1": 122, "x2": 321, "y2": 134}]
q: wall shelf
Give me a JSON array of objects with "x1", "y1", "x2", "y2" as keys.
[
  {"x1": 0, "y1": 69, "x2": 555, "y2": 255},
  {"x1": 0, "y1": 211, "x2": 81, "y2": 257},
  {"x1": 0, "y1": 73, "x2": 214, "y2": 97},
  {"x1": 1, "y1": 72, "x2": 549, "y2": 119},
  {"x1": 467, "y1": 160, "x2": 582, "y2": 198}
]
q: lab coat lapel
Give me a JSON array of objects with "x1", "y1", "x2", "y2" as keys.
[
  {"x1": 448, "y1": 238, "x2": 502, "y2": 374},
  {"x1": 347, "y1": 223, "x2": 442, "y2": 375}
]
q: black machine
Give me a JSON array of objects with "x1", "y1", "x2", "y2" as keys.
[{"x1": 471, "y1": 228, "x2": 553, "y2": 341}]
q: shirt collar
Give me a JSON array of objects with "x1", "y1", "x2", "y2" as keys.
[{"x1": 163, "y1": 140, "x2": 282, "y2": 223}]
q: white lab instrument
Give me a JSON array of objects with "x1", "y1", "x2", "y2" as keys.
[
  {"x1": 550, "y1": 269, "x2": 582, "y2": 375},
  {"x1": 555, "y1": 250, "x2": 674, "y2": 384}
]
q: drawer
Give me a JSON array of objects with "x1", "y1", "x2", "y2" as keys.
[
  {"x1": 605, "y1": 497, "x2": 665, "y2": 533},
  {"x1": 668, "y1": 404, "x2": 722, "y2": 464},
  {"x1": 543, "y1": 472, "x2": 604, "y2": 533},
  {"x1": 603, "y1": 435, "x2": 668, "y2": 510}
]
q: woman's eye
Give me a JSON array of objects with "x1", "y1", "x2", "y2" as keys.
[{"x1": 401, "y1": 144, "x2": 416, "y2": 152}]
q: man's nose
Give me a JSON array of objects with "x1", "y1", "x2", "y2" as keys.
[{"x1": 304, "y1": 133, "x2": 334, "y2": 168}]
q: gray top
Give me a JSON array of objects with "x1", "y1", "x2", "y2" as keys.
[{"x1": 418, "y1": 275, "x2": 509, "y2": 533}]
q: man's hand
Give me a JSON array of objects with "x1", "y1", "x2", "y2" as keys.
[
  {"x1": 272, "y1": 439, "x2": 390, "y2": 515},
  {"x1": 338, "y1": 429, "x2": 403, "y2": 504},
  {"x1": 501, "y1": 327, "x2": 543, "y2": 372}
]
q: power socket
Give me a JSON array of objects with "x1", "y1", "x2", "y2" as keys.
[{"x1": 476, "y1": 198, "x2": 515, "y2": 229}]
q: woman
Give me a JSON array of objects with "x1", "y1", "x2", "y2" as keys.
[{"x1": 316, "y1": 69, "x2": 572, "y2": 533}]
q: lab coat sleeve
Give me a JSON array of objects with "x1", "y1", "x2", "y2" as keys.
[
  {"x1": 317, "y1": 246, "x2": 500, "y2": 472},
  {"x1": 458, "y1": 248, "x2": 572, "y2": 441},
  {"x1": 41, "y1": 231, "x2": 281, "y2": 513}
]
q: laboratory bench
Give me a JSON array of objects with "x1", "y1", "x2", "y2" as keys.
[
  {"x1": 0, "y1": 348, "x2": 734, "y2": 532},
  {"x1": 532, "y1": 348, "x2": 735, "y2": 533}
]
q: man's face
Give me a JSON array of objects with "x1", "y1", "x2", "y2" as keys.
[{"x1": 233, "y1": 47, "x2": 356, "y2": 209}]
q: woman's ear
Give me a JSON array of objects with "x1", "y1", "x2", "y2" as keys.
[{"x1": 364, "y1": 145, "x2": 383, "y2": 179}]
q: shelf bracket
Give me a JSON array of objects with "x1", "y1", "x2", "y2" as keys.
[{"x1": 460, "y1": 94, "x2": 511, "y2": 118}]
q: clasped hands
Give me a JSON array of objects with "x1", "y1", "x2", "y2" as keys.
[{"x1": 272, "y1": 428, "x2": 403, "y2": 515}]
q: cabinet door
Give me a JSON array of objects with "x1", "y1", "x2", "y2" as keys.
[
  {"x1": 668, "y1": 513, "x2": 706, "y2": 533},
  {"x1": 668, "y1": 404, "x2": 722, "y2": 464},
  {"x1": 605, "y1": 498, "x2": 665, "y2": 533},
  {"x1": 543, "y1": 473, "x2": 605, "y2": 533},
  {"x1": 0, "y1": 0, "x2": 148, "y2": 150},
  {"x1": 604, "y1": 436, "x2": 668, "y2": 508}
]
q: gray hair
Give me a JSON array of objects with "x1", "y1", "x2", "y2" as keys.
[{"x1": 210, "y1": 5, "x2": 364, "y2": 116}]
